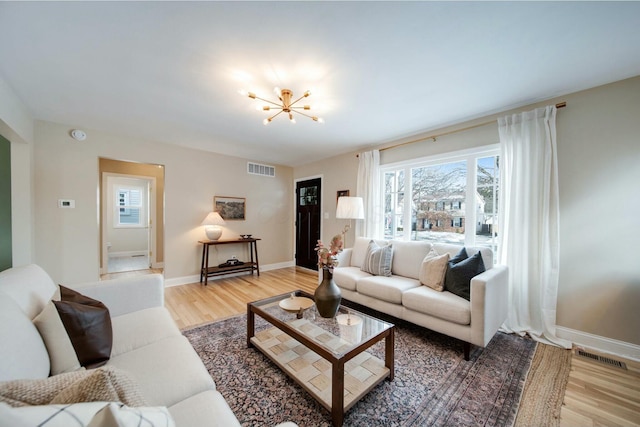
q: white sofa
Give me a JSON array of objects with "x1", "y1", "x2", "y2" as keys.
[
  {"x1": 333, "y1": 237, "x2": 509, "y2": 360},
  {"x1": 0, "y1": 264, "x2": 241, "y2": 426}
]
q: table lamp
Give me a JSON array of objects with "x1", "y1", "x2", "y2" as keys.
[
  {"x1": 201, "y1": 212, "x2": 225, "y2": 240},
  {"x1": 336, "y1": 196, "x2": 364, "y2": 246}
]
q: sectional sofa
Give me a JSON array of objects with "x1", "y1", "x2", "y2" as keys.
[{"x1": 0, "y1": 264, "x2": 241, "y2": 426}]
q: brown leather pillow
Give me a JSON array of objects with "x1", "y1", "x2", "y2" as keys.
[{"x1": 53, "y1": 286, "x2": 113, "y2": 369}]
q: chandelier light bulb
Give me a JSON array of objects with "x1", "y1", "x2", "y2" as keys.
[
  {"x1": 238, "y1": 89, "x2": 248, "y2": 96},
  {"x1": 263, "y1": 118, "x2": 271, "y2": 125}
]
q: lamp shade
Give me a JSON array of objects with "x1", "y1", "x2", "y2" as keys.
[
  {"x1": 201, "y1": 212, "x2": 225, "y2": 226},
  {"x1": 201, "y1": 212, "x2": 225, "y2": 240},
  {"x1": 336, "y1": 197, "x2": 364, "y2": 219}
]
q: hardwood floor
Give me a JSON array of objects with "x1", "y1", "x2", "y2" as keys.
[
  {"x1": 561, "y1": 349, "x2": 640, "y2": 426},
  {"x1": 165, "y1": 267, "x2": 317, "y2": 330},
  {"x1": 163, "y1": 267, "x2": 640, "y2": 426}
]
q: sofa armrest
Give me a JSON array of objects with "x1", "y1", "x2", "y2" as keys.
[
  {"x1": 67, "y1": 274, "x2": 164, "y2": 317},
  {"x1": 469, "y1": 265, "x2": 509, "y2": 347}
]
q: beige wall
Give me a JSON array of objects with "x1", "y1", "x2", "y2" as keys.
[
  {"x1": 33, "y1": 120, "x2": 294, "y2": 284},
  {"x1": 295, "y1": 76, "x2": 640, "y2": 348}
]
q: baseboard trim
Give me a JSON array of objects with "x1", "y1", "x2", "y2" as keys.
[
  {"x1": 108, "y1": 251, "x2": 147, "y2": 258},
  {"x1": 556, "y1": 326, "x2": 640, "y2": 362},
  {"x1": 163, "y1": 261, "x2": 296, "y2": 288}
]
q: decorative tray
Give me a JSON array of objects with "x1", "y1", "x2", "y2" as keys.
[{"x1": 279, "y1": 296, "x2": 315, "y2": 312}]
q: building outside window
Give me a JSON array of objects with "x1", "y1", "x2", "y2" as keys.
[{"x1": 381, "y1": 146, "x2": 499, "y2": 256}]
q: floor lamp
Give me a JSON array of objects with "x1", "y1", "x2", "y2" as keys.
[{"x1": 336, "y1": 196, "x2": 364, "y2": 247}]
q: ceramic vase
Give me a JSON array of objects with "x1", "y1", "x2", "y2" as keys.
[{"x1": 314, "y1": 267, "x2": 342, "y2": 318}]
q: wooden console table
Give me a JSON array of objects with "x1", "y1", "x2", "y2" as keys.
[{"x1": 199, "y1": 238, "x2": 261, "y2": 285}]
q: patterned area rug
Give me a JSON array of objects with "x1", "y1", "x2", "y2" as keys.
[{"x1": 183, "y1": 313, "x2": 536, "y2": 427}]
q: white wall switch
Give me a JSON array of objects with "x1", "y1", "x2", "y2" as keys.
[
  {"x1": 58, "y1": 199, "x2": 75, "y2": 208},
  {"x1": 324, "y1": 212, "x2": 329, "y2": 219}
]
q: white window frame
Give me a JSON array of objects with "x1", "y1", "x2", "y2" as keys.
[
  {"x1": 115, "y1": 185, "x2": 146, "y2": 228},
  {"x1": 380, "y1": 144, "x2": 499, "y2": 247}
]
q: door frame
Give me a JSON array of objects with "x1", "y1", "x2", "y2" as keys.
[
  {"x1": 293, "y1": 174, "x2": 323, "y2": 270},
  {"x1": 101, "y1": 172, "x2": 157, "y2": 274}
]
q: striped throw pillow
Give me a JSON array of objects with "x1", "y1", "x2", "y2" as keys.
[{"x1": 361, "y1": 240, "x2": 393, "y2": 277}]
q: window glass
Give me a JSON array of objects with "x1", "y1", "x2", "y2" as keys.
[
  {"x1": 381, "y1": 147, "x2": 499, "y2": 259},
  {"x1": 117, "y1": 187, "x2": 143, "y2": 226},
  {"x1": 411, "y1": 160, "x2": 466, "y2": 243}
]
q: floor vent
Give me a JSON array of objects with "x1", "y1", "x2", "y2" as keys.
[
  {"x1": 247, "y1": 162, "x2": 275, "y2": 177},
  {"x1": 575, "y1": 349, "x2": 627, "y2": 370}
]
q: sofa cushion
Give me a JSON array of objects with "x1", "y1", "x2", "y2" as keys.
[
  {"x1": 33, "y1": 302, "x2": 82, "y2": 375},
  {"x1": 402, "y1": 286, "x2": 471, "y2": 325},
  {"x1": 390, "y1": 240, "x2": 432, "y2": 280},
  {"x1": 445, "y1": 251, "x2": 486, "y2": 301},
  {"x1": 107, "y1": 335, "x2": 215, "y2": 407},
  {"x1": 434, "y1": 243, "x2": 493, "y2": 269},
  {"x1": 54, "y1": 286, "x2": 113, "y2": 369},
  {"x1": 333, "y1": 267, "x2": 371, "y2": 292},
  {"x1": 0, "y1": 366, "x2": 147, "y2": 408},
  {"x1": 419, "y1": 249, "x2": 450, "y2": 292},
  {"x1": 169, "y1": 390, "x2": 241, "y2": 427},
  {"x1": 110, "y1": 307, "x2": 182, "y2": 357},
  {"x1": 361, "y1": 240, "x2": 393, "y2": 276},
  {"x1": 357, "y1": 275, "x2": 420, "y2": 304},
  {"x1": 0, "y1": 295, "x2": 50, "y2": 381}
]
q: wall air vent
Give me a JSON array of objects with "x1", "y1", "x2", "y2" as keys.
[
  {"x1": 247, "y1": 162, "x2": 275, "y2": 178},
  {"x1": 575, "y1": 349, "x2": 627, "y2": 370}
]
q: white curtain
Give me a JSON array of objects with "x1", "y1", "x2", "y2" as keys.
[
  {"x1": 498, "y1": 105, "x2": 571, "y2": 348},
  {"x1": 356, "y1": 150, "x2": 382, "y2": 239}
]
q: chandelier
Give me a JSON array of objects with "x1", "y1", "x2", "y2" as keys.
[{"x1": 241, "y1": 87, "x2": 324, "y2": 125}]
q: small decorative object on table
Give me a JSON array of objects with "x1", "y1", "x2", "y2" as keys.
[{"x1": 314, "y1": 234, "x2": 344, "y2": 318}]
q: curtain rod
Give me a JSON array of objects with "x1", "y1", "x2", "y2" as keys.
[{"x1": 358, "y1": 102, "x2": 567, "y2": 156}]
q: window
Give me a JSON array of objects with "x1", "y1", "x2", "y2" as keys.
[
  {"x1": 116, "y1": 186, "x2": 145, "y2": 227},
  {"x1": 381, "y1": 146, "x2": 500, "y2": 255}
]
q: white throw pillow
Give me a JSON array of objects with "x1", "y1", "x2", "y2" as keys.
[
  {"x1": 0, "y1": 402, "x2": 175, "y2": 427},
  {"x1": 419, "y1": 248, "x2": 450, "y2": 291},
  {"x1": 32, "y1": 302, "x2": 81, "y2": 375}
]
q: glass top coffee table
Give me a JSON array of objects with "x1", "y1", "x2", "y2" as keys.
[{"x1": 247, "y1": 290, "x2": 395, "y2": 427}]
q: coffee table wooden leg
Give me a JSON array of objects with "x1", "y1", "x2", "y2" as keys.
[
  {"x1": 247, "y1": 306, "x2": 255, "y2": 348},
  {"x1": 386, "y1": 327, "x2": 395, "y2": 381},
  {"x1": 331, "y1": 361, "x2": 345, "y2": 427}
]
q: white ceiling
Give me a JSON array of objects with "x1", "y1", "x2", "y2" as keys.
[{"x1": 1, "y1": 1, "x2": 639, "y2": 167}]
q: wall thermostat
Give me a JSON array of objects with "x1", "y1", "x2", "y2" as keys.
[
  {"x1": 58, "y1": 199, "x2": 75, "y2": 208},
  {"x1": 70, "y1": 129, "x2": 87, "y2": 141}
]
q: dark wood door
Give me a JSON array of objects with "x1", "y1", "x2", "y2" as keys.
[{"x1": 295, "y1": 178, "x2": 322, "y2": 270}]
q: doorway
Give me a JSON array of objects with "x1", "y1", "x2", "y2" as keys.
[
  {"x1": 99, "y1": 158, "x2": 165, "y2": 277},
  {"x1": 104, "y1": 176, "x2": 152, "y2": 273},
  {"x1": 295, "y1": 177, "x2": 322, "y2": 270}
]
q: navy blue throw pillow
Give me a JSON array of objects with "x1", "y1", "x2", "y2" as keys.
[
  {"x1": 445, "y1": 251, "x2": 486, "y2": 301},
  {"x1": 444, "y1": 247, "x2": 468, "y2": 288}
]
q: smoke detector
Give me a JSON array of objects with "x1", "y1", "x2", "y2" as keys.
[{"x1": 70, "y1": 129, "x2": 87, "y2": 141}]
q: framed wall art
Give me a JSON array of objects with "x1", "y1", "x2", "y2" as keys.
[
  {"x1": 337, "y1": 190, "x2": 350, "y2": 201},
  {"x1": 214, "y1": 196, "x2": 246, "y2": 220}
]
